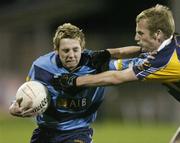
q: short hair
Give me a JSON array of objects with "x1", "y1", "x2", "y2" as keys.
[
  {"x1": 136, "y1": 4, "x2": 175, "y2": 38},
  {"x1": 53, "y1": 23, "x2": 85, "y2": 50}
]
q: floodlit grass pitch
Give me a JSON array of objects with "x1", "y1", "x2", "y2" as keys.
[{"x1": 0, "y1": 115, "x2": 178, "y2": 143}]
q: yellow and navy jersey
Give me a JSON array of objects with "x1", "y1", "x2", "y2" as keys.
[
  {"x1": 133, "y1": 35, "x2": 180, "y2": 101},
  {"x1": 133, "y1": 35, "x2": 180, "y2": 82}
]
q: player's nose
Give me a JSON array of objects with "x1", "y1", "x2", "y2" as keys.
[
  {"x1": 134, "y1": 33, "x2": 139, "y2": 41},
  {"x1": 68, "y1": 50, "x2": 75, "y2": 58}
]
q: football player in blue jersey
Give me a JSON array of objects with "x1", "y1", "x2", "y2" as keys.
[
  {"x1": 56, "y1": 5, "x2": 180, "y2": 143},
  {"x1": 9, "y1": 23, "x2": 145, "y2": 143}
]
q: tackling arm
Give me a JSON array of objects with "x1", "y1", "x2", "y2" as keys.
[
  {"x1": 76, "y1": 67, "x2": 138, "y2": 87},
  {"x1": 107, "y1": 46, "x2": 141, "y2": 59}
]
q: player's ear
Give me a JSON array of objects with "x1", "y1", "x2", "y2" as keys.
[
  {"x1": 155, "y1": 30, "x2": 163, "y2": 38},
  {"x1": 154, "y1": 30, "x2": 164, "y2": 42}
]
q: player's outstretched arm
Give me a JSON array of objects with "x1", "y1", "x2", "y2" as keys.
[
  {"x1": 59, "y1": 68, "x2": 138, "y2": 88},
  {"x1": 76, "y1": 67, "x2": 138, "y2": 87},
  {"x1": 107, "y1": 46, "x2": 141, "y2": 59},
  {"x1": 90, "y1": 46, "x2": 142, "y2": 72}
]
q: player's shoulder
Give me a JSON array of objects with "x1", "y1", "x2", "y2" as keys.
[
  {"x1": 150, "y1": 36, "x2": 177, "y2": 68},
  {"x1": 82, "y1": 49, "x2": 93, "y2": 56},
  {"x1": 80, "y1": 49, "x2": 94, "y2": 64},
  {"x1": 32, "y1": 51, "x2": 56, "y2": 70},
  {"x1": 33, "y1": 51, "x2": 55, "y2": 65}
]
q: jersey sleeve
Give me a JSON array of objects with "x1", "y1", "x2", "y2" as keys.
[{"x1": 109, "y1": 58, "x2": 145, "y2": 71}]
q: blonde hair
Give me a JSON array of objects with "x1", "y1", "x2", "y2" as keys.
[
  {"x1": 136, "y1": 4, "x2": 175, "y2": 38},
  {"x1": 53, "y1": 23, "x2": 85, "y2": 50}
]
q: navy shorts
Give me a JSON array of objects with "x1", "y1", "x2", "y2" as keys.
[{"x1": 30, "y1": 126, "x2": 93, "y2": 143}]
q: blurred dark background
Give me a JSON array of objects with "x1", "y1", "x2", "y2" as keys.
[{"x1": 0, "y1": 0, "x2": 180, "y2": 123}]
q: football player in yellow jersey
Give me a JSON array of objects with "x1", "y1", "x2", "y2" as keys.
[{"x1": 57, "y1": 4, "x2": 180, "y2": 143}]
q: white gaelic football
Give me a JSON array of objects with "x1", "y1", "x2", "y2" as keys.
[{"x1": 16, "y1": 80, "x2": 50, "y2": 116}]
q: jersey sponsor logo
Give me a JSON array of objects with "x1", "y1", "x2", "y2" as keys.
[{"x1": 56, "y1": 96, "x2": 90, "y2": 111}]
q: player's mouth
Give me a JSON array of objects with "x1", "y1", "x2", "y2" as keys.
[{"x1": 66, "y1": 60, "x2": 76, "y2": 64}]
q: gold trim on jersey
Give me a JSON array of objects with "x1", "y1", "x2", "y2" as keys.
[
  {"x1": 26, "y1": 76, "x2": 30, "y2": 82},
  {"x1": 115, "y1": 59, "x2": 123, "y2": 70}
]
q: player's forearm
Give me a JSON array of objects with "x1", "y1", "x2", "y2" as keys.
[
  {"x1": 76, "y1": 71, "x2": 122, "y2": 87},
  {"x1": 76, "y1": 68, "x2": 138, "y2": 87},
  {"x1": 107, "y1": 46, "x2": 141, "y2": 59}
]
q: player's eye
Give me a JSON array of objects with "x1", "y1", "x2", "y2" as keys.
[
  {"x1": 137, "y1": 31, "x2": 144, "y2": 36},
  {"x1": 63, "y1": 49, "x2": 69, "y2": 53},
  {"x1": 73, "y1": 47, "x2": 80, "y2": 52}
]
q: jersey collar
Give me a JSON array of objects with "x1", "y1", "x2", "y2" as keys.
[{"x1": 157, "y1": 35, "x2": 173, "y2": 52}]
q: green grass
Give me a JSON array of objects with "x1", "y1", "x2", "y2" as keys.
[
  {"x1": 93, "y1": 121, "x2": 177, "y2": 143},
  {"x1": 0, "y1": 114, "x2": 178, "y2": 143},
  {"x1": 0, "y1": 114, "x2": 36, "y2": 143}
]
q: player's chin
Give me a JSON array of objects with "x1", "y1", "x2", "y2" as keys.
[
  {"x1": 141, "y1": 46, "x2": 149, "y2": 53},
  {"x1": 66, "y1": 65, "x2": 76, "y2": 70},
  {"x1": 65, "y1": 63, "x2": 78, "y2": 70}
]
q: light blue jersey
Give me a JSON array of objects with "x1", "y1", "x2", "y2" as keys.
[
  {"x1": 27, "y1": 50, "x2": 145, "y2": 131},
  {"x1": 109, "y1": 53, "x2": 148, "y2": 71}
]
